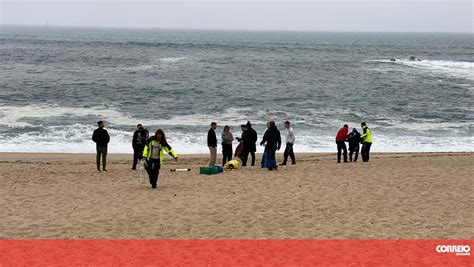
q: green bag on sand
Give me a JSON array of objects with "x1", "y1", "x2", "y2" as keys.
[{"x1": 199, "y1": 166, "x2": 219, "y2": 175}]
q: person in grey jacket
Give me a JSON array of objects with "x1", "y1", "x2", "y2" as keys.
[{"x1": 221, "y1": 125, "x2": 233, "y2": 165}]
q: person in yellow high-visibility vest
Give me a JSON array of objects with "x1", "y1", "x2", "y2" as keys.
[
  {"x1": 360, "y1": 122, "x2": 373, "y2": 162},
  {"x1": 142, "y1": 129, "x2": 178, "y2": 189}
]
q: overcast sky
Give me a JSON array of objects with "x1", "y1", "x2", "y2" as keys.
[{"x1": 1, "y1": 0, "x2": 473, "y2": 33}]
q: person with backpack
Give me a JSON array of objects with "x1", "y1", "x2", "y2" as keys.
[
  {"x1": 142, "y1": 129, "x2": 178, "y2": 189},
  {"x1": 131, "y1": 124, "x2": 149, "y2": 170}
]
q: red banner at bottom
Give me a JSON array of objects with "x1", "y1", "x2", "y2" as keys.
[{"x1": 0, "y1": 240, "x2": 471, "y2": 266}]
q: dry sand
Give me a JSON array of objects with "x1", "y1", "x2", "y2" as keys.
[{"x1": 0, "y1": 152, "x2": 472, "y2": 239}]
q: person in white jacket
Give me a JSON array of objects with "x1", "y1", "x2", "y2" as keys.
[{"x1": 280, "y1": 121, "x2": 296, "y2": 165}]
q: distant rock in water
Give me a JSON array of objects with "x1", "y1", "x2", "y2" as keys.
[
  {"x1": 390, "y1": 58, "x2": 396, "y2": 62},
  {"x1": 408, "y1": 56, "x2": 422, "y2": 61}
]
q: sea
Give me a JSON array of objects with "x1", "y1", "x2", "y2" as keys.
[{"x1": 0, "y1": 25, "x2": 473, "y2": 154}]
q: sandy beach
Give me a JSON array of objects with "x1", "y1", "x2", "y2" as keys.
[{"x1": 0, "y1": 152, "x2": 472, "y2": 239}]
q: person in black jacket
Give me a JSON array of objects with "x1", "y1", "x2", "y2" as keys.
[
  {"x1": 131, "y1": 124, "x2": 149, "y2": 170},
  {"x1": 92, "y1": 121, "x2": 110, "y2": 172},
  {"x1": 236, "y1": 124, "x2": 250, "y2": 166},
  {"x1": 347, "y1": 128, "x2": 361, "y2": 162},
  {"x1": 207, "y1": 122, "x2": 217, "y2": 166},
  {"x1": 260, "y1": 120, "x2": 281, "y2": 171},
  {"x1": 245, "y1": 121, "x2": 258, "y2": 166}
]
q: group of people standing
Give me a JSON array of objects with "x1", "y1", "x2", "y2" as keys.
[
  {"x1": 92, "y1": 122, "x2": 178, "y2": 189},
  {"x1": 207, "y1": 120, "x2": 296, "y2": 171},
  {"x1": 335, "y1": 122, "x2": 373, "y2": 163},
  {"x1": 91, "y1": 120, "x2": 372, "y2": 189}
]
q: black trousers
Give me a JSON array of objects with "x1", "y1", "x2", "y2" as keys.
[
  {"x1": 282, "y1": 143, "x2": 296, "y2": 165},
  {"x1": 132, "y1": 146, "x2": 145, "y2": 169},
  {"x1": 241, "y1": 149, "x2": 255, "y2": 166},
  {"x1": 361, "y1": 142, "x2": 372, "y2": 162},
  {"x1": 146, "y1": 159, "x2": 161, "y2": 188},
  {"x1": 222, "y1": 144, "x2": 233, "y2": 166},
  {"x1": 96, "y1": 146, "x2": 107, "y2": 171},
  {"x1": 336, "y1": 141, "x2": 348, "y2": 163},
  {"x1": 349, "y1": 146, "x2": 359, "y2": 162}
]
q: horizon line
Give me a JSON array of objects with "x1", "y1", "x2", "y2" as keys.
[{"x1": 2, "y1": 23, "x2": 473, "y2": 35}]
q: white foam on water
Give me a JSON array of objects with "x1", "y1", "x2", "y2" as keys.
[
  {"x1": 1, "y1": 123, "x2": 472, "y2": 154},
  {"x1": 122, "y1": 57, "x2": 187, "y2": 72},
  {"x1": 1, "y1": 105, "x2": 472, "y2": 153},
  {"x1": 0, "y1": 105, "x2": 270, "y2": 128},
  {"x1": 369, "y1": 59, "x2": 474, "y2": 81},
  {"x1": 0, "y1": 105, "x2": 146, "y2": 127},
  {"x1": 158, "y1": 57, "x2": 186, "y2": 63}
]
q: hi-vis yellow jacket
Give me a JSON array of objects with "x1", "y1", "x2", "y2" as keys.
[
  {"x1": 361, "y1": 126, "x2": 373, "y2": 143},
  {"x1": 142, "y1": 138, "x2": 177, "y2": 163}
]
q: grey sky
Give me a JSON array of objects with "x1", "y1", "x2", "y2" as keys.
[{"x1": 1, "y1": 1, "x2": 473, "y2": 33}]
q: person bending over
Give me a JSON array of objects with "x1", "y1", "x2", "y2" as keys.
[
  {"x1": 347, "y1": 128, "x2": 361, "y2": 162},
  {"x1": 335, "y1": 124, "x2": 349, "y2": 163}
]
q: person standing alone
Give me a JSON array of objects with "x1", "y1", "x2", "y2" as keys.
[
  {"x1": 92, "y1": 121, "x2": 110, "y2": 172},
  {"x1": 207, "y1": 122, "x2": 217, "y2": 166},
  {"x1": 131, "y1": 124, "x2": 149, "y2": 170},
  {"x1": 280, "y1": 121, "x2": 296, "y2": 165},
  {"x1": 335, "y1": 124, "x2": 349, "y2": 163},
  {"x1": 360, "y1": 122, "x2": 373, "y2": 162}
]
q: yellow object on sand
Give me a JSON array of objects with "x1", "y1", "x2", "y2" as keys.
[{"x1": 224, "y1": 159, "x2": 240, "y2": 170}]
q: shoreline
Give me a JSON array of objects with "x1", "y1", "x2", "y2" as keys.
[{"x1": 1, "y1": 151, "x2": 472, "y2": 164}]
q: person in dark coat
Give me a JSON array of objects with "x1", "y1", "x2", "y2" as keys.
[
  {"x1": 245, "y1": 121, "x2": 258, "y2": 166},
  {"x1": 236, "y1": 124, "x2": 250, "y2": 166},
  {"x1": 131, "y1": 124, "x2": 149, "y2": 170},
  {"x1": 92, "y1": 120, "x2": 110, "y2": 172},
  {"x1": 207, "y1": 122, "x2": 217, "y2": 166},
  {"x1": 260, "y1": 120, "x2": 281, "y2": 171},
  {"x1": 347, "y1": 128, "x2": 361, "y2": 162}
]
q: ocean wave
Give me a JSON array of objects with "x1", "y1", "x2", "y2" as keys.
[
  {"x1": 0, "y1": 126, "x2": 472, "y2": 154},
  {"x1": 0, "y1": 105, "x2": 269, "y2": 128},
  {"x1": 158, "y1": 57, "x2": 186, "y2": 63},
  {"x1": 0, "y1": 106, "x2": 142, "y2": 127},
  {"x1": 123, "y1": 57, "x2": 187, "y2": 71},
  {"x1": 368, "y1": 59, "x2": 474, "y2": 81}
]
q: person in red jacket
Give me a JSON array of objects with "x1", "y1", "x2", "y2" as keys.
[{"x1": 335, "y1": 124, "x2": 349, "y2": 163}]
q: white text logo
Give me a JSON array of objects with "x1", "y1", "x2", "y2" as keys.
[{"x1": 436, "y1": 245, "x2": 470, "y2": 256}]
